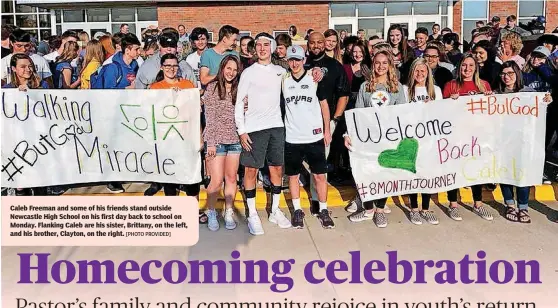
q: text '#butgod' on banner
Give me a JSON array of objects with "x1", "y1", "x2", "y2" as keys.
[
  {"x1": 1, "y1": 89, "x2": 202, "y2": 188},
  {"x1": 346, "y1": 93, "x2": 547, "y2": 202}
]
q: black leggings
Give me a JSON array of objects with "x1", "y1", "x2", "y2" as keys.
[
  {"x1": 448, "y1": 185, "x2": 482, "y2": 203},
  {"x1": 363, "y1": 198, "x2": 387, "y2": 211},
  {"x1": 409, "y1": 193, "x2": 431, "y2": 210}
]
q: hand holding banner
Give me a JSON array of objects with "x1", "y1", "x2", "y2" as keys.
[{"x1": 346, "y1": 93, "x2": 547, "y2": 202}]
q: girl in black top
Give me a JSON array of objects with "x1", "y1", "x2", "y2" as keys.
[{"x1": 472, "y1": 40, "x2": 502, "y2": 90}]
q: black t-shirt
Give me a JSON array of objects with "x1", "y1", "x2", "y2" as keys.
[
  {"x1": 305, "y1": 54, "x2": 350, "y2": 116},
  {"x1": 1, "y1": 47, "x2": 10, "y2": 59},
  {"x1": 433, "y1": 65, "x2": 454, "y2": 92}
]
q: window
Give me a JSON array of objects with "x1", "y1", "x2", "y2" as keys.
[
  {"x1": 137, "y1": 7, "x2": 157, "y2": 21},
  {"x1": 387, "y1": 2, "x2": 412, "y2": 15},
  {"x1": 462, "y1": 0, "x2": 489, "y2": 43},
  {"x1": 358, "y1": 19, "x2": 384, "y2": 39},
  {"x1": 63, "y1": 10, "x2": 86, "y2": 23},
  {"x1": 239, "y1": 31, "x2": 252, "y2": 38},
  {"x1": 112, "y1": 23, "x2": 136, "y2": 35},
  {"x1": 87, "y1": 8, "x2": 109, "y2": 22},
  {"x1": 331, "y1": 3, "x2": 355, "y2": 17},
  {"x1": 111, "y1": 8, "x2": 135, "y2": 22},
  {"x1": 414, "y1": 2, "x2": 439, "y2": 15},
  {"x1": 518, "y1": 0, "x2": 544, "y2": 24},
  {"x1": 273, "y1": 30, "x2": 289, "y2": 38},
  {"x1": 357, "y1": 3, "x2": 384, "y2": 17},
  {"x1": 16, "y1": 15, "x2": 37, "y2": 28},
  {"x1": 15, "y1": 5, "x2": 35, "y2": 13},
  {"x1": 208, "y1": 32, "x2": 214, "y2": 43},
  {"x1": 39, "y1": 14, "x2": 50, "y2": 27},
  {"x1": 2, "y1": 0, "x2": 13, "y2": 13}
]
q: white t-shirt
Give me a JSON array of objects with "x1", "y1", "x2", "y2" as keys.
[
  {"x1": 282, "y1": 71, "x2": 325, "y2": 144},
  {"x1": 1, "y1": 53, "x2": 52, "y2": 84},
  {"x1": 235, "y1": 62, "x2": 286, "y2": 135},
  {"x1": 43, "y1": 51, "x2": 58, "y2": 63},
  {"x1": 186, "y1": 51, "x2": 202, "y2": 88},
  {"x1": 403, "y1": 85, "x2": 443, "y2": 104}
]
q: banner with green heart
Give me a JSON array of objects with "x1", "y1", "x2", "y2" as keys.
[{"x1": 378, "y1": 138, "x2": 419, "y2": 174}]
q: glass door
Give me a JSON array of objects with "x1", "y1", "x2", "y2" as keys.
[
  {"x1": 62, "y1": 23, "x2": 111, "y2": 38},
  {"x1": 330, "y1": 17, "x2": 357, "y2": 36},
  {"x1": 384, "y1": 16, "x2": 440, "y2": 40}
]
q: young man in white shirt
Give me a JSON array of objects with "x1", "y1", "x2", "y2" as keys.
[
  {"x1": 185, "y1": 27, "x2": 209, "y2": 88},
  {"x1": 1, "y1": 28, "x2": 52, "y2": 87},
  {"x1": 235, "y1": 32, "x2": 289, "y2": 235},
  {"x1": 43, "y1": 30, "x2": 78, "y2": 63},
  {"x1": 283, "y1": 45, "x2": 334, "y2": 229}
]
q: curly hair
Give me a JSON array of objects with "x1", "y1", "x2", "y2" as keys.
[
  {"x1": 501, "y1": 31, "x2": 523, "y2": 55},
  {"x1": 367, "y1": 50, "x2": 399, "y2": 94}
]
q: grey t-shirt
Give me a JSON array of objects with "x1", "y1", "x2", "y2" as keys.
[
  {"x1": 135, "y1": 52, "x2": 197, "y2": 89},
  {"x1": 355, "y1": 81, "x2": 407, "y2": 108}
]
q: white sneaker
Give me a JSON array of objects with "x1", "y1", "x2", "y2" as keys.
[
  {"x1": 207, "y1": 209, "x2": 220, "y2": 231},
  {"x1": 269, "y1": 209, "x2": 292, "y2": 229},
  {"x1": 223, "y1": 208, "x2": 237, "y2": 230},
  {"x1": 345, "y1": 199, "x2": 359, "y2": 213},
  {"x1": 383, "y1": 205, "x2": 391, "y2": 214},
  {"x1": 247, "y1": 215, "x2": 265, "y2": 235}
]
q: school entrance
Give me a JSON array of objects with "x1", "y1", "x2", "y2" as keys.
[{"x1": 329, "y1": 1, "x2": 453, "y2": 39}]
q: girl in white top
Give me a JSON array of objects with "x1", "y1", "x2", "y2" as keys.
[
  {"x1": 403, "y1": 58, "x2": 443, "y2": 104},
  {"x1": 403, "y1": 58, "x2": 442, "y2": 225}
]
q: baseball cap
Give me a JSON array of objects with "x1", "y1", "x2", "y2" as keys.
[
  {"x1": 531, "y1": 46, "x2": 550, "y2": 58},
  {"x1": 492, "y1": 16, "x2": 501, "y2": 22},
  {"x1": 93, "y1": 32, "x2": 106, "y2": 40},
  {"x1": 287, "y1": 45, "x2": 305, "y2": 60},
  {"x1": 159, "y1": 32, "x2": 178, "y2": 48}
]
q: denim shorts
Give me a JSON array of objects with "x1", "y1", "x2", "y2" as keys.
[{"x1": 206, "y1": 143, "x2": 242, "y2": 156}]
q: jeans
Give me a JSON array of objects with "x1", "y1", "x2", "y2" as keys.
[
  {"x1": 448, "y1": 185, "x2": 482, "y2": 203},
  {"x1": 500, "y1": 184, "x2": 530, "y2": 210}
]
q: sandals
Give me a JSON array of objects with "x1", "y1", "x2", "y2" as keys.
[
  {"x1": 518, "y1": 209, "x2": 531, "y2": 224},
  {"x1": 505, "y1": 206, "x2": 518, "y2": 222}
]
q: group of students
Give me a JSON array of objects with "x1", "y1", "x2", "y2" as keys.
[{"x1": 1, "y1": 20, "x2": 557, "y2": 234}]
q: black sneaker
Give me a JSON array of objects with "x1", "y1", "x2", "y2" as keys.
[
  {"x1": 15, "y1": 188, "x2": 33, "y2": 196},
  {"x1": 48, "y1": 186, "x2": 66, "y2": 196},
  {"x1": 310, "y1": 200, "x2": 320, "y2": 216},
  {"x1": 107, "y1": 183, "x2": 125, "y2": 193},
  {"x1": 203, "y1": 176, "x2": 211, "y2": 189},
  {"x1": 292, "y1": 209, "x2": 305, "y2": 229},
  {"x1": 317, "y1": 209, "x2": 335, "y2": 229},
  {"x1": 144, "y1": 183, "x2": 161, "y2": 196}
]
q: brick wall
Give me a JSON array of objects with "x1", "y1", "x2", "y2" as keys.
[
  {"x1": 452, "y1": 1, "x2": 462, "y2": 37},
  {"x1": 157, "y1": 2, "x2": 329, "y2": 41},
  {"x1": 547, "y1": 1, "x2": 558, "y2": 32},
  {"x1": 489, "y1": 1, "x2": 517, "y2": 21}
]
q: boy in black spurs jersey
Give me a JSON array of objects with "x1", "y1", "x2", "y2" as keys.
[{"x1": 283, "y1": 45, "x2": 334, "y2": 229}]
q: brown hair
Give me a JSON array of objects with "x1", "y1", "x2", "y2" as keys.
[
  {"x1": 455, "y1": 54, "x2": 487, "y2": 93},
  {"x1": 99, "y1": 35, "x2": 115, "y2": 58},
  {"x1": 9, "y1": 53, "x2": 42, "y2": 89},
  {"x1": 56, "y1": 41, "x2": 79, "y2": 63},
  {"x1": 367, "y1": 50, "x2": 399, "y2": 93},
  {"x1": 212, "y1": 55, "x2": 240, "y2": 102},
  {"x1": 323, "y1": 29, "x2": 343, "y2": 64}
]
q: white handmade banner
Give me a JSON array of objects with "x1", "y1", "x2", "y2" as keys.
[
  {"x1": 1, "y1": 89, "x2": 202, "y2": 188},
  {"x1": 346, "y1": 93, "x2": 547, "y2": 202}
]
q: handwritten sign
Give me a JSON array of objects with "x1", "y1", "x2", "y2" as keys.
[
  {"x1": 346, "y1": 93, "x2": 547, "y2": 201},
  {"x1": 1, "y1": 89, "x2": 202, "y2": 188}
]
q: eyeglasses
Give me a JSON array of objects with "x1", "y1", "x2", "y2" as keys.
[
  {"x1": 162, "y1": 65, "x2": 180, "y2": 70},
  {"x1": 424, "y1": 54, "x2": 439, "y2": 59},
  {"x1": 499, "y1": 71, "x2": 516, "y2": 77}
]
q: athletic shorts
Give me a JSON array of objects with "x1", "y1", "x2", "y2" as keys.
[
  {"x1": 284, "y1": 139, "x2": 327, "y2": 176},
  {"x1": 240, "y1": 127, "x2": 285, "y2": 169}
]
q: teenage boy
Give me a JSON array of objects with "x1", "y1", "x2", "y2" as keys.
[
  {"x1": 235, "y1": 33, "x2": 288, "y2": 235},
  {"x1": 186, "y1": 27, "x2": 209, "y2": 88},
  {"x1": 272, "y1": 34, "x2": 291, "y2": 70},
  {"x1": 283, "y1": 45, "x2": 334, "y2": 229},
  {"x1": 44, "y1": 30, "x2": 78, "y2": 63},
  {"x1": 1, "y1": 28, "x2": 52, "y2": 86},
  {"x1": 414, "y1": 27, "x2": 429, "y2": 57},
  {"x1": 199, "y1": 25, "x2": 239, "y2": 86}
]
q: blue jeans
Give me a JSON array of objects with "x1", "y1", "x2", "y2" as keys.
[{"x1": 500, "y1": 184, "x2": 530, "y2": 210}]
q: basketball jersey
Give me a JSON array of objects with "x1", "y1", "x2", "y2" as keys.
[{"x1": 282, "y1": 71, "x2": 324, "y2": 144}]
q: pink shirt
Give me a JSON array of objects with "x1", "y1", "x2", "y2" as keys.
[{"x1": 202, "y1": 82, "x2": 240, "y2": 147}]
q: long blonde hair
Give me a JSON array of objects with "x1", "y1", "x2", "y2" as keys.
[
  {"x1": 324, "y1": 29, "x2": 343, "y2": 64},
  {"x1": 367, "y1": 50, "x2": 399, "y2": 93},
  {"x1": 80, "y1": 39, "x2": 105, "y2": 77},
  {"x1": 407, "y1": 58, "x2": 436, "y2": 101},
  {"x1": 454, "y1": 54, "x2": 487, "y2": 93},
  {"x1": 55, "y1": 41, "x2": 79, "y2": 63}
]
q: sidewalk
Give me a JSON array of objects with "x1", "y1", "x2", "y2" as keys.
[{"x1": 64, "y1": 183, "x2": 558, "y2": 210}]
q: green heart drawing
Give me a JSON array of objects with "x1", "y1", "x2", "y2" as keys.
[{"x1": 378, "y1": 138, "x2": 419, "y2": 174}]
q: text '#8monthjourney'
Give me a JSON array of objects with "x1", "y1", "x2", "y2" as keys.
[{"x1": 346, "y1": 93, "x2": 547, "y2": 202}]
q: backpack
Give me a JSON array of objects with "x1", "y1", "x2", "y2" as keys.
[{"x1": 90, "y1": 61, "x2": 123, "y2": 89}]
